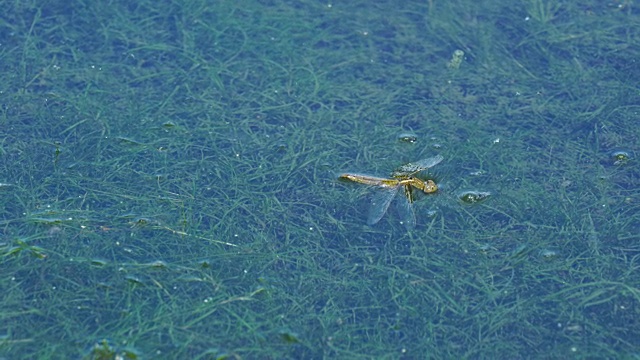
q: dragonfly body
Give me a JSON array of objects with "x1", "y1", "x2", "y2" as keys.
[{"x1": 338, "y1": 174, "x2": 437, "y2": 194}]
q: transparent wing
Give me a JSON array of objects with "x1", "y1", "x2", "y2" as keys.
[
  {"x1": 395, "y1": 189, "x2": 417, "y2": 230},
  {"x1": 392, "y1": 155, "x2": 444, "y2": 177},
  {"x1": 367, "y1": 187, "x2": 399, "y2": 225}
]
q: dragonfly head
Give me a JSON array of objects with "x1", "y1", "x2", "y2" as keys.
[{"x1": 422, "y1": 179, "x2": 438, "y2": 194}]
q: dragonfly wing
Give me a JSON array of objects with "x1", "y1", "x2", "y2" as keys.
[
  {"x1": 396, "y1": 192, "x2": 417, "y2": 230},
  {"x1": 411, "y1": 154, "x2": 444, "y2": 169},
  {"x1": 367, "y1": 187, "x2": 399, "y2": 225},
  {"x1": 392, "y1": 154, "x2": 444, "y2": 176}
]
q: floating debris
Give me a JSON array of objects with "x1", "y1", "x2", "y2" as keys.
[
  {"x1": 397, "y1": 132, "x2": 418, "y2": 143},
  {"x1": 124, "y1": 275, "x2": 145, "y2": 286},
  {"x1": 458, "y1": 190, "x2": 491, "y2": 204},
  {"x1": 447, "y1": 49, "x2": 465, "y2": 69},
  {"x1": 611, "y1": 150, "x2": 631, "y2": 165},
  {"x1": 145, "y1": 260, "x2": 168, "y2": 269},
  {"x1": 90, "y1": 259, "x2": 109, "y2": 267},
  {"x1": 540, "y1": 249, "x2": 559, "y2": 260}
]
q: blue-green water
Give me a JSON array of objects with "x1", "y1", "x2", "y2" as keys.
[{"x1": 0, "y1": 0, "x2": 639, "y2": 358}]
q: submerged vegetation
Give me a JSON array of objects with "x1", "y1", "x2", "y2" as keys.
[{"x1": 0, "y1": 0, "x2": 638, "y2": 358}]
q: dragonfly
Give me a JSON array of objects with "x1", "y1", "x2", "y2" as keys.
[{"x1": 339, "y1": 155, "x2": 443, "y2": 229}]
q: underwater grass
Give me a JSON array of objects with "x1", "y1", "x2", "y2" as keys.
[{"x1": 0, "y1": 0, "x2": 639, "y2": 358}]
